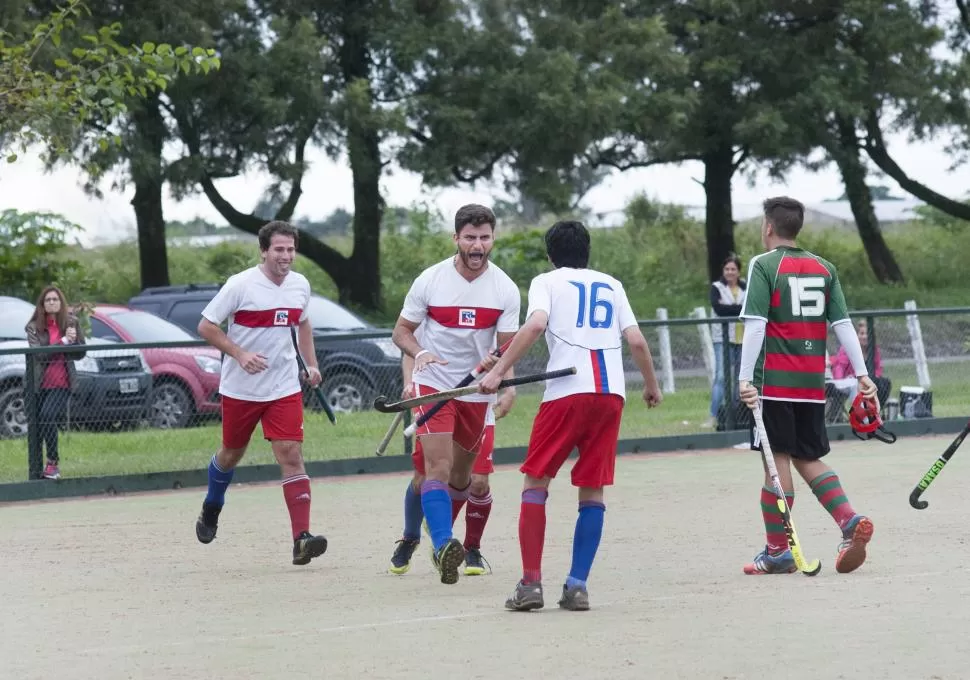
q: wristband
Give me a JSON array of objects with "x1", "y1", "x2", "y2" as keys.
[{"x1": 415, "y1": 349, "x2": 429, "y2": 360}]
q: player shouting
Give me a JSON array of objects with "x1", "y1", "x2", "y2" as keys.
[{"x1": 391, "y1": 204, "x2": 521, "y2": 585}]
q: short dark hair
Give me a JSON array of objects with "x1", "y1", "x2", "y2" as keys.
[
  {"x1": 258, "y1": 220, "x2": 299, "y2": 251},
  {"x1": 545, "y1": 220, "x2": 590, "y2": 269},
  {"x1": 723, "y1": 252, "x2": 741, "y2": 269},
  {"x1": 454, "y1": 204, "x2": 496, "y2": 234},
  {"x1": 762, "y1": 196, "x2": 805, "y2": 239}
]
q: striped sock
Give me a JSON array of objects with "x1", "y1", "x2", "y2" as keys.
[
  {"x1": 463, "y1": 491, "x2": 492, "y2": 550},
  {"x1": 761, "y1": 486, "x2": 795, "y2": 555},
  {"x1": 809, "y1": 471, "x2": 856, "y2": 529}
]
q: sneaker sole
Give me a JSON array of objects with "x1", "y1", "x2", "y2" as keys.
[
  {"x1": 558, "y1": 598, "x2": 590, "y2": 611},
  {"x1": 389, "y1": 563, "x2": 412, "y2": 575},
  {"x1": 742, "y1": 565, "x2": 797, "y2": 575},
  {"x1": 293, "y1": 536, "x2": 329, "y2": 566},
  {"x1": 464, "y1": 566, "x2": 486, "y2": 576},
  {"x1": 195, "y1": 521, "x2": 217, "y2": 545},
  {"x1": 437, "y1": 539, "x2": 464, "y2": 585},
  {"x1": 836, "y1": 517, "x2": 873, "y2": 574},
  {"x1": 506, "y1": 597, "x2": 544, "y2": 611}
]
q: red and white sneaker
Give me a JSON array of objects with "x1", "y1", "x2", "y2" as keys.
[
  {"x1": 835, "y1": 515, "x2": 873, "y2": 574},
  {"x1": 43, "y1": 462, "x2": 60, "y2": 480}
]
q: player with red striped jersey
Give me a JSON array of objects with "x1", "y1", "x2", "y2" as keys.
[
  {"x1": 738, "y1": 196, "x2": 878, "y2": 576},
  {"x1": 193, "y1": 221, "x2": 329, "y2": 567},
  {"x1": 479, "y1": 220, "x2": 662, "y2": 612},
  {"x1": 392, "y1": 204, "x2": 521, "y2": 585}
]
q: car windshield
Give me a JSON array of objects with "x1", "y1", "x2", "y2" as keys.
[
  {"x1": 0, "y1": 297, "x2": 33, "y2": 340},
  {"x1": 105, "y1": 309, "x2": 196, "y2": 342},
  {"x1": 305, "y1": 296, "x2": 369, "y2": 330}
]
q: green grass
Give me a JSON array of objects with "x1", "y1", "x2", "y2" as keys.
[{"x1": 2, "y1": 357, "x2": 966, "y2": 484}]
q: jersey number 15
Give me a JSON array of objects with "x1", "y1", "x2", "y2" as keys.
[
  {"x1": 788, "y1": 277, "x2": 826, "y2": 317},
  {"x1": 569, "y1": 281, "x2": 614, "y2": 328}
]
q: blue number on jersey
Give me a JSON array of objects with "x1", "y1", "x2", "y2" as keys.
[{"x1": 568, "y1": 281, "x2": 614, "y2": 328}]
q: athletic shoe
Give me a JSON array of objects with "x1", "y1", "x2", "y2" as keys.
[
  {"x1": 505, "y1": 581, "x2": 544, "y2": 611},
  {"x1": 43, "y1": 462, "x2": 60, "y2": 480},
  {"x1": 835, "y1": 515, "x2": 874, "y2": 574},
  {"x1": 389, "y1": 538, "x2": 420, "y2": 575},
  {"x1": 292, "y1": 531, "x2": 328, "y2": 566},
  {"x1": 558, "y1": 584, "x2": 590, "y2": 611},
  {"x1": 431, "y1": 538, "x2": 464, "y2": 585},
  {"x1": 742, "y1": 547, "x2": 797, "y2": 575},
  {"x1": 463, "y1": 547, "x2": 491, "y2": 576},
  {"x1": 195, "y1": 502, "x2": 222, "y2": 544}
]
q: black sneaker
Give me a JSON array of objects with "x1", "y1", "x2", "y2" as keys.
[
  {"x1": 431, "y1": 538, "x2": 464, "y2": 585},
  {"x1": 505, "y1": 580, "x2": 544, "y2": 611},
  {"x1": 292, "y1": 531, "x2": 328, "y2": 566},
  {"x1": 389, "y1": 538, "x2": 420, "y2": 574},
  {"x1": 463, "y1": 547, "x2": 491, "y2": 576},
  {"x1": 195, "y1": 502, "x2": 222, "y2": 544}
]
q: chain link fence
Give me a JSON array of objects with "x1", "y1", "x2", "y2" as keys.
[{"x1": 0, "y1": 303, "x2": 967, "y2": 482}]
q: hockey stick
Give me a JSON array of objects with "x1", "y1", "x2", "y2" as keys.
[
  {"x1": 753, "y1": 404, "x2": 822, "y2": 576},
  {"x1": 909, "y1": 418, "x2": 970, "y2": 509},
  {"x1": 372, "y1": 367, "x2": 576, "y2": 413},
  {"x1": 402, "y1": 337, "x2": 514, "y2": 438},
  {"x1": 290, "y1": 324, "x2": 336, "y2": 425},
  {"x1": 375, "y1": 411, "x2": 405, "y2": 457}
]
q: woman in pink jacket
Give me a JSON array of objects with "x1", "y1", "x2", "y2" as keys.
[{"x1": 831, "y1": 320, "x2": 882, "y2": 380}]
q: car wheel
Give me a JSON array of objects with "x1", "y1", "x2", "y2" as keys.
[
  {"x1": 0, "y1": 385, "x2": 28, "y2": 439},
  {"x1": 323, "y1": 372, "x2": 372, "y2": 414},
  {"x1": 151, "y1": 380, "x2": 193, "y2": 429}
]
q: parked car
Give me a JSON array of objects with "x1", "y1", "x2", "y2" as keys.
[
  {"x1": 87, "y1": 305, "x2": 223, "y2": 429},
  {"x1": 127, "y1": 284, "x2": 402, "y2": 413},
  {"x1": 0, "y1": 297, "x2": 153, "y2": 438}
]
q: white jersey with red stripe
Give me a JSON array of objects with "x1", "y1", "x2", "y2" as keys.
[
  {"x1": 201, "y1": 266, "x2": 311, "y2": 402},
  {"x1": 526, "y1": 267, "x2": 638, "y2": 403},
  {"x1": 401, "y1": 256, "x2": 520, "y2": 403}
]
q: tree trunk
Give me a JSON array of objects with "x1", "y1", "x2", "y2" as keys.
[
  {"x1": 339, "y1": 7, "x2": 383, "y2": 310},
  {"x1": 703, "y1": 145, "x2": 736, "y2": 283},
  {"x1": 832, "y1": 116, "x2": 905, "y2": 283},
  {"x1": 130, "y1": 96, "x2": 169, "y2": 290}
]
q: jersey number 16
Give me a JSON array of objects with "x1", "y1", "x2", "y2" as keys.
[{"x1": 569, "y1": 281, "x2": 614, "y2": 328}]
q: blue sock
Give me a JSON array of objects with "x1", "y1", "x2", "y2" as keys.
[
  {"x1": 567, "y1": 501, "x2": 606, "y2": 588},
  {"x1": 204, "y1": 455, "x2": 234, "y2": 506},
  {"x1": 403, "y1": 482, "x2": 424, "y2": 541},
  {"x1": 420, "y1": 480, "x2": 453, "y2": 551}
]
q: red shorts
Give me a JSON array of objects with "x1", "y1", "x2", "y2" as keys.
[
  {"x1": 522, "y1": 393, "x2": 624, "y2": 487},
  {"x1": 411, "y1": 384, "x2": 489, "y2": 454},
  {"x1": 412, "y1": 425, "x2": 495, "y2": 476},
  {"x1": 221, "y1": 392, "x2": 304, "y2": 449}
]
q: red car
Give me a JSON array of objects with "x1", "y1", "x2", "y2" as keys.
[{"x1": 88, "y1": 305, "x2": 222, "y2": 429}]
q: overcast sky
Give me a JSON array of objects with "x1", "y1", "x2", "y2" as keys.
[{"x1": 1, "y1": 128, "x2": 965, "y2": 246}]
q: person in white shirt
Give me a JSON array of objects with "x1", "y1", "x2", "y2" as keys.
[
  {"x1": 391, "y1": 204, "x2": 520, "y2": 585},
  {"x1": 193, "y1": 220, "x2": 329, "y2": 567},
  {"x1": 479, "y1": 220, "x2": 662, "y2": 612}
]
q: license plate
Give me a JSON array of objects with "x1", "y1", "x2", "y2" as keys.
[{"x1": 119, "y1": 378, "x2": 140, "y2": 394}]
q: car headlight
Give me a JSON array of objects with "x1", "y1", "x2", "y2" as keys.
[
  {"x1": 75, "y1": 355, "x2": 99, "y2": 373},
  {"x1": 370, "y1": 337, "x2": 401, "y2": 360},
  {"x1": 195, "y1": 355, "x2": 222, "y2": 374}
]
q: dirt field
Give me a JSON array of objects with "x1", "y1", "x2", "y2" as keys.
[{"x1": 3, "y1": 436, "x2": 968, "y2": 680}]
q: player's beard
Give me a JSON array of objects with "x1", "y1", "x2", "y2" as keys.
[{"x1": 457, "y1": 248, "x2": 489, "y2": 271}]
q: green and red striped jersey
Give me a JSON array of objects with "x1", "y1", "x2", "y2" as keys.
[{"x1": 740, "y1": 246, "x2": 849, "y2": 402}]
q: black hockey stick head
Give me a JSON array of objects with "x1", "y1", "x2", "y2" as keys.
[
  {"x1": 373, "y1": 395, "x2": 398, "y2": 413},
  {"x1": 909, "y1": 487, "x2": 929, "y2": 510}
]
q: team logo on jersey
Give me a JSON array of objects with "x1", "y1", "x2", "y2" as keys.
[
  {"x1": 274, "y1": 309, "x2": 289, "y2": 326},
  {"x1": 459, "y1": 308, "x2": 476, "y2": 327}
]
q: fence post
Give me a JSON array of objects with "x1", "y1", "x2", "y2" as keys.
[
  {"x1": 693, "y1": 306, "x2": 716, "y2": 387},
  {"x1": 656, "y1": 308, "x2": 675, "y2": 393},
  {"x1": 721, "y1": 322, "x2": 736, "y2": 430},
  {"x1": 865, "y1": 315, "x2": 876, "y2": 377},
  {"x1": 904, "y1": 300, "x2": 932, "y2": 388},
  {"x1": 25, "y1": 354, "x2": 43, "y2": 480}
]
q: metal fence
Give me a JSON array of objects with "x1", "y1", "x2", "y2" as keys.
[{"x1": 0, "y1": 302, "x2": 966, "y2": 481}]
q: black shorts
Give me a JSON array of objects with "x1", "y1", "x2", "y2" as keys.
[{"x1": 750, "y1": 400, "x2": 829, "y2": 461}]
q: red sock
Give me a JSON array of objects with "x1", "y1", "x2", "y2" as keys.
[
  {"x1": 450, "y1": 483, "x2": 470, "y2": 525},
  {"x1": 282, "y1": 474, "x2": 312, "y2": 541},
  {"x1": 463, "y1": 491, "x2": 492, "y2": 550},
  {"x1": 519, "y1": 488, "x2": 548, "y2": 583}
]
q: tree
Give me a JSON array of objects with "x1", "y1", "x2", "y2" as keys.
[
  {"x1": 0, "y1": 209, "x2": 91, "y2": 302},
  {"x1": 0, "y1": 0, "x2": 219, "y2": 166},
  {"x1": 170, "y1": 1, "x2": 690, "y2": 310}
]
